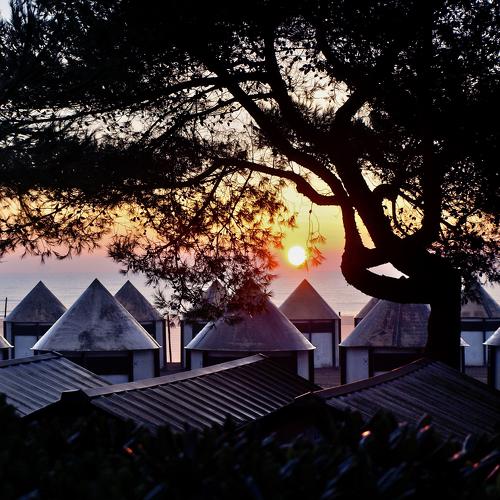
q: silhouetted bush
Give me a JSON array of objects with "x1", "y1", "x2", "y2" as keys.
[{"x1": 0, "y1": 395, "x2": 498, "y2": 499}]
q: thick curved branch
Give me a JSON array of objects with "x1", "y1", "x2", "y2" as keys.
[
  {"x1": 314, "y1": 24, "x2": 357, "y2": 86},
  {"x1": 340, "y1": 203, "x2": 427, "y2": 302},
  {"x1": 224, "y1": 158, "x2": 339, "y2": 206},
  {"x1": 340, "y1": 202, "x2": 388, "y2": 266},
  {"x1": 341, "y1": 257, "x2": 430, "y2": 303},
  {"x1": 334, "y1": 90, "x2": 366, "y2": 126}
]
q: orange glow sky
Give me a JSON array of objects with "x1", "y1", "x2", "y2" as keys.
[
  {"x1": 0, "y1": 189, "x2": 346, "y2": 276},
  {"x1": 275, "y1": 189, "x2": 344, "y2": 272},
  {"x1": 1, "y1": 189, "x2": 499, "y2": 308}
]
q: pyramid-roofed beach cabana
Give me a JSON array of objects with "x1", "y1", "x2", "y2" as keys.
[
  {"x1": 33, "y1": 279, "x2": 160, "y2": 383},
  {"x1": 279, "y1": 279, "x2": 341, "y2": 367},
  {"x1": 186, "y1": 282, "x2": 315, "y2": 381},
  {"x1": 115, "y1": 280, "x2": 166, "y2": 367},
  {"x1": 3, "y1": 281, "x2": 66, "y2": 359},
  {"x1": 180, "y1": 280, "x2": 226, "y2": 367},
  {"x1": 353, "y1": 297, "x2": 380, "y2": 326},
  {"x1": 460, "y1": 283, "x2": 500, "y2": 366},
  {"x1": 341, "y1": 300, "x2": 470, "y2": 383},
  {"x1": 340, "y1": 300, "x2": 431, "y2": 384},
  {"x1": 485, "y1": 327, "x2": 500, "y2": 390},
  {"x1": 203, "y1": 279, "x2": 225, "y2": 305},
  {"x1": 0, "y1": 335, "x2": 12, "y2": 360}
]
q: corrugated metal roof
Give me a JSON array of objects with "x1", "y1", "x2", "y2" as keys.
[
  {"x1": 485, "y1": 327, "x2": 500, "y2": 346},
  {"x1": 461, "y1": 284, "x2": 500, "y2": 319},
  {"x1": 76, "y1": 355, "x2": 318, "y2": 431},
  {"x1": 340, "y1": 301, "x2": 429, "y2": 348},
  {"x1": 0, "y1": 353, "x2": 109, "y2": 416},
  {"x1": 115, "y1": 281, "x2": 163, "y2": 322},
  {"x1": 186, "y1": 295, "x2": 315, "y2": 352},
  {"x1": 354, "y1": 297, "x2": 379, "y2": 322},
  {"x1": 5, "y1": 281, "x2": 66, "y2": 323},
  {"x1": 279, "y1": 279, "x2": 340, "y2": 321},
  {"x1": 0, "y1": 335, "x2": 12, "y2": 349},
  {"x1": 316, "y1": 358, "x2": 500, "y2": 439},
  {"x1": 34, "y1": 279, "x2": 160, "y2": 352}
]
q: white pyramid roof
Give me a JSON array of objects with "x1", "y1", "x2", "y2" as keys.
[
  {"x1": 5, "y1": 281, "x2": 66, "y2": 323},
  {"x1": 186, "y1": 292, "x2": 315, "y2": 353},
  {"x1": 279, "y1": 279, "x2": 340, "y2": 321},
  {"x1": 33, "y1": 279, "x2": 159, "y2": 352},
  {"x1": 0, "y1": 336, "x2": 12, "y2": 349},
  {"x1": 202, "y1": 280, "x2": 225, "y2": 306},
  {"x1": 354, "y1": 297, "x2": 380, "y2": 323},
  {"x1": 115, "y1": 281, "x2": 163, "y2": 322},
  {"x1": 341, "y1": 300, "x2": 430, "y2": 348},
  {"x1": 183, "y1": 280, "x2": 227, "y2": 321},
  {"x1": 461, "y1": 284, "x2": 500, "y2": 319},
  {"x1": 485, "y1": 327, "x2": 500, "y2": 347}
]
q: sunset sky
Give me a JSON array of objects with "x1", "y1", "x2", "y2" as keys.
[
  {"x1": 0, "y1": 190, "x2": 346, "y2": 276},
  {"x1": 0, "y1": 0, "x2": 345, "y2": 276}
]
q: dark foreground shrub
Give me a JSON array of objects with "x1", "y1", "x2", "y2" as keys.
[{"x1": 0, "y1": 396, "x2": 498, "y2": 499}]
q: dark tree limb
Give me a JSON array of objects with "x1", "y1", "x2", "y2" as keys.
[{"x1": 225, "y1": 158, "x2": 340, "y2": 206}]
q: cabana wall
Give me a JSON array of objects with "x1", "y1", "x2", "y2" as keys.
[
  {"x1": 115, "y1": 281, "x2": 167, "y2": 368},
  {"x1": 57, "y1": 350, "x2": 158, "y2": 384}
]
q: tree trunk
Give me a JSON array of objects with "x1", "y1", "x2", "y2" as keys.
[
  {"x1": 424, "y1": 267, "x2": 462, "y2": 369},
  {"x1": 341, "y1": 242, "x2": 462, "y2": 369}
]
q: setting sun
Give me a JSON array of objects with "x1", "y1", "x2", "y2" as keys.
[{"x1": 287, "y1": 245, "x2": 307, "y2": 266}]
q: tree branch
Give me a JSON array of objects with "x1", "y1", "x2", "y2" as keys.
[
  {"x1": 203, "y1": 55, "x2": 350, "y2": 205},
  {"x1": 262, "y1": 27, "x2": 319, "y2": 144},
  {"x1": 417, "y1": 2, "x2": 441, "y2": 245},
  {"x1": 224, "y1": 158, "x2": 340, "y2": 206}
]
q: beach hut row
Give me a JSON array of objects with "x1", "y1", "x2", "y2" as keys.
[
  {"x1": 181, "y1": 279, "x2": 499, "y2": 387},
  {"x1": 2, "y1": 279, "x2": 166, "y2": 383},
  {"x1": 3, "y1": 276, "x2": 498, "y2": 387}
]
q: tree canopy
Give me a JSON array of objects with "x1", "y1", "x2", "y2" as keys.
[{"x1": 0, "y1": 0, "x2": 498, "y2": 365}]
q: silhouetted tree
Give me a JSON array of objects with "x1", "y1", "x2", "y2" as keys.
[{"x1": 0, "y1": 0, "x2": 498, "y2": 367}]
